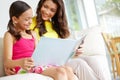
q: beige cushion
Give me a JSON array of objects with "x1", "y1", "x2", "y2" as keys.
[
  {"x1": 73, "y1": 26, "x2": 106, "y2": 56},
  {"x1": 0, "y1": 37, "x2": 5, "y2": 76}
]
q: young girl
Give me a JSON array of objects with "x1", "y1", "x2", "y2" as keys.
[
  {"x1": 4, "y1": 1, "x2": 78, "y2": 80},
  {"x1": 4, "y1": 0, "x2": 37, "y2": 74}
]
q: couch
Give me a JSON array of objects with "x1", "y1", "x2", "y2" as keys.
[
  {"x1": 68, "y1": 26, "x2": 112, "y2": 80},
  {"x1": 0, "y1": 26, "x2": 111, "y2": 80}
]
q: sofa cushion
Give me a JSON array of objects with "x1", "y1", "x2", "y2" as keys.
[
  {"x1": 0, "y1": 73, "x2": 53, "y2": 80},
  {"x1": 82, "y1": 26, "x2": 106, "y2": 56},
  {"x1": 70, "y1": 26, "x2": 106, "y2": 56},
  {"x1": 0, "y1": 37, "x2": 5, "y2": 77}
]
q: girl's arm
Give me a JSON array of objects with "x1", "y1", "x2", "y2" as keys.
[
  {"x1": 3, "y1": 32, "x2": 18, "y2": 68},
  {"x1": 3, "y1": 32, "x2": 33, "y2": 71}
]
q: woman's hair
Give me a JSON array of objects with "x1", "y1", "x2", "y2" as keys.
[
  {"x1": 7, "y1": 1, "x2": 31, "y2": 40},
  {"x1": 35, "y1": 0, "x2": 70, "y2": 38}
]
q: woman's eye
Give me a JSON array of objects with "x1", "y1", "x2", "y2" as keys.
[
  {"x1": 51, "y1": 9, "x2": 56, "y2": 13},
  {"x1": 43, "y1": 5, "x2": 48, "y2": 8}
]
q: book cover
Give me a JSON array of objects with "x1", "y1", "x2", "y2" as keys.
[{"x1": 32, "y1": 36, "x2": 85, "y2": 66}]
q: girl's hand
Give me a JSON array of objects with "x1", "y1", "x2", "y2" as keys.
[
  {"x1": 4, "y1": 67, "x2": 16, "y2": 75},
  {"x1": 20, "y1": 57, "x2": 34, "y2": 71}
]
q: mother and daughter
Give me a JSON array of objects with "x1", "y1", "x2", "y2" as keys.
[
  {"x1": 4, "y1": 0, "x2": 110, "y2": 80},
  {"x1": 3, "y1": 0, "x2": 79, "y2": 80}
]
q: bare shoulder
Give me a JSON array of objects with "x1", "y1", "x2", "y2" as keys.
[
  {"x1": 31, "y1": 31, "x2": 38, "y2": 46},
  {"x1": 3, "y1": 31, "x2": 14, "y2": 43},
  {"x1": 4, "y1": 32, "x2": 12, "y2": 39},
  {"x1": 31, "y1": 31, "x2": 37, "y2": 40},
  {"x1": 31, "y1": 31, "x2": 37, "y2": 37}
]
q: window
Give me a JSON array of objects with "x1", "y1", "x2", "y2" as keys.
[
  {"x1": 64, "y1": 0, "x2": 99, "y2": 31},
  {"x1": 64, "y1": 0, "x2": 82, "y2": 31},
  {"x1": 95, "y1": 0, "x2": 120, "y2": 37}
]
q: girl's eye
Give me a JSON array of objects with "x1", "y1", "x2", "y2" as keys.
[
  {"x1": 25, "y1": 18, "x2": 29, "y2": 21},
  {"x1": 25, "y1": 18, "x2": 31, "y2": 21}
]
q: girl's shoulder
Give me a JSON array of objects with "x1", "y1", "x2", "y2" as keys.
[
  {"x1": 31, "y1": 31, "x2": 37, "y2": 40},
  {"x1": 4, "y1": 31, "x2": 13, "y2": 39},
  {"x1": 31, "y1": 30, "x2": 38, "y2": 46},
  {"x1": 4, "y1": 31, "x2": 15, "y2": 42},
  {"x1": 31, "y1": 31, "x2": 36, "y2": 36}
]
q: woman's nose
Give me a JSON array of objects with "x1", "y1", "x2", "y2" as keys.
[{"x1": 45, "y1": 9, "x2": 50, "y2": 15}]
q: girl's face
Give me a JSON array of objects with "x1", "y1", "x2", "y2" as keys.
[
  {"x1": 40, "y1": 0, "x2": 58, "y2": 21},
  {"x1": 13, "y1": 8, "x2": 33, "y2": 31}
]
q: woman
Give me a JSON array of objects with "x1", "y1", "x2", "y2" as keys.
[
  {"x1": 30, "y1": 0, "x2": 70, "y2": 39},
  {"x1": 30, "y1": 0, "x2": 81, "y2": 56},
  {"x1": 6, "y1": 0, "x2": 111, "y2": 80}
]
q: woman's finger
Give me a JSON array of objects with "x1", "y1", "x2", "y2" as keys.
[{"x1": 5, "y1": 68, "x2": 16, "y2": 75}]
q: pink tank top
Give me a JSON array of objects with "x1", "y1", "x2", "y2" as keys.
[{"x1": 12, "y1": 36, "x2": 35, "y2": 73}]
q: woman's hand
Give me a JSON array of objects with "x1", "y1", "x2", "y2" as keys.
[
  {"x1": 19, "y1": 57, "x2": 34, "y2": 71},
  {"x1": 4, "y1": 67, "x2": 16, "y2": 75},
  {"x1": 74, "y1": 45, "x2": 84, "y2": 58},
  {"x1": 4, "y1": 57, "x2": 34, "y2": 75}
]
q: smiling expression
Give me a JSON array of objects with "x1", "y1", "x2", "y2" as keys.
[
  {"x1": 40, "y1": 0, "x2": 58, "y2": 21},
  {"x1": 13, "y1": 8, "x2": 33, "y2": 31}
]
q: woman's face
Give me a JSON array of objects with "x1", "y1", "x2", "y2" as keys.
[
  {"x1": 13, "y1": 9, "x2": 33, "y2": 30},
  {"x1": 40, "y1": 0, "x2": 58, "y2": 21}
]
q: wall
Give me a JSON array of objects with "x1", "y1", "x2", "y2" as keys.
[{"x1": 0, "y1": 0, "x2": 39, "y2": 37}]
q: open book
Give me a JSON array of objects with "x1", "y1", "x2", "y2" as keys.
[{"x1": 32, "y1": 36, "x2": 86, "y2": 66}]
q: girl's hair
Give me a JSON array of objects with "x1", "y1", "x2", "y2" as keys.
[
  {"x1": 7, "y1": 1, "x2": 31, "y2": 40},
  {"x1": 35, "y1": 0, "x2": 70, "y2": 38}
]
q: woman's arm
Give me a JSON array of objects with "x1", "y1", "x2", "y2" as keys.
[{"x1": 4, "y1": 67, "x2": 16, "y2": 75}]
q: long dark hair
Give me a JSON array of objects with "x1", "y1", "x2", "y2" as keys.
[
  {"x1": 35, "y1": 0, "x2": 70, "y2": 38},
  {"x1": 7, "y1": 1, "x2": 31, "y2": 40}
]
